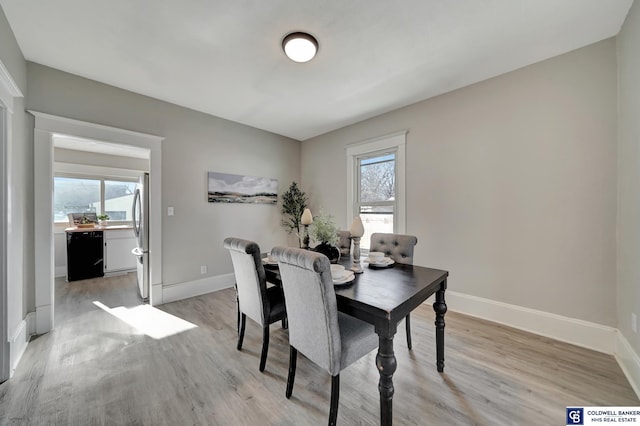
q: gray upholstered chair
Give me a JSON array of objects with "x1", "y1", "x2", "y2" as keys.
[
  {"x1": 369, "y1": 232, "x2": 418, "y2": 349},
  {"x1": 223, "y1": 237, "x2": 287, "y2": 372},
  {"x1": 337, "y1": 230, "x2": 352, "y2": 256},
  {"x1": 271, "y1": 246, "x2": 378, "y2": 426}
]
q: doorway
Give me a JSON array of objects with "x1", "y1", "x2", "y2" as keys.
[
  {"x1": 52, "y1": 135, "x2": 150, "y2": 320},
  {"x1": 32, "y1": 112, "x2": 163, "y2": 334}
]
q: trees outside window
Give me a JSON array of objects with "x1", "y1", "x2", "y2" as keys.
[{"x1": 357, "y1": 153, "x2": 396, "y2": 249}]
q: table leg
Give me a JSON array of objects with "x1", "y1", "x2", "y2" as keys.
[
  {"x1": 376, "y1": 325, "x2": 397, "y2": 426},
  {"x1": 433, "y1": 282, "x2": 447, "y2": 372}
]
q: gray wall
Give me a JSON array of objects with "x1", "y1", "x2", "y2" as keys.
[
  {"x1": 0, "y1": 6, "x2": 32, "y2": 348},
  {"x1": 617, "y1": 0, "x2": 640, "y2": 355},
  {"x1": 302, "y1": 39, "x2": 619, "y2": 327},
  {"x1": 26, "y1": 63, "x2": 300, "y2": 302}
]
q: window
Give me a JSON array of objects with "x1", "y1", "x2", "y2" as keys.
[
  {"x1": 54, "y1": 176, "x2": 137, "y2": 223},
  {"x1": 347, "y1": 131, "x2": 406, "y2": 250},
  {"x1": 357, "y1": 153, "x2": 395, "y2": 248},
  {"x1": 103, "y1": 180, "x2": 137, "y2": 221}
]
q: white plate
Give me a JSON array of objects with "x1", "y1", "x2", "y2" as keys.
[
  {"x1": 331, "y1": 271, "x2": 348, "y2": 280},
  {"x1": 364, "y1": 256, "x2": 395, "y2": 266},
  {"x1": 333, "y1": 271, "x2": 355, "y2": 285}
]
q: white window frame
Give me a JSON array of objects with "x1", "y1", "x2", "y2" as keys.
[{"x1": 346, "y1": 131, "x2": 407, "y2": 234}]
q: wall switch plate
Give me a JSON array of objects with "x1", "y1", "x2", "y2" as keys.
[
  {"x1": 200, "y1": 265, "x2": 207, "y2": 275},
  {"x1": 167, "y1": 206, "x2": 174, "y2": 216},
  {"x1": 632, "y1": 313, "x2": 637, "y2": 334}
]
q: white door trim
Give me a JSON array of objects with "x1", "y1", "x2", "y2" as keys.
[
  {"x1": 0, "y1": 59, "x2": 23, "y2": 381},
  {"x1": 31, "y1": 111, "x2": 164, "y2": 334}
]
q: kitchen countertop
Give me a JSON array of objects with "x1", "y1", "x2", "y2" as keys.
[{"x1": 64, "y1": 225, "x2": 134, "y2": 233}]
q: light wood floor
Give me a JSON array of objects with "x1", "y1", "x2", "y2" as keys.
[{"x1": 0, "y1": 274, "x2": 637, "y2": 425}]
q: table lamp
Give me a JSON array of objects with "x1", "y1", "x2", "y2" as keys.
[
  {"x1": 301, "y1": 208, "x2": 313, "y2": 249},
  {"x1": 349, "y1": 216, "x2": 365, "y2": 273}
]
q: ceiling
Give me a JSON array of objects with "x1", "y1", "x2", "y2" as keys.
[{"x1": 0, "y1": 0, "x2": 634, "y2": 141}]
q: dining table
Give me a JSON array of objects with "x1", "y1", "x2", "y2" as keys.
[{"x1": 264, "y1": 255, "x2": 449, "y2": 426}]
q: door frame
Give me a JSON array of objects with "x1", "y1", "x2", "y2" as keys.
[
  {"x1": 32, "y1": 111, "x2": 163, "y2": 334},
  {"x1": 0, "y1": 59, "x2": 23, "y2": 381},
  {"x1": 0, "y1": 97, "x2": 8, "y2": 383}
]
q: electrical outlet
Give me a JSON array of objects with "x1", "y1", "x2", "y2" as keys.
[
  {"x1": 200, "y1": 265, "x2": 207, "y2": 275},
  {"x1": 167, "y1": 206, "x2": 174, "y2": 216},
  {"x1": 632, "y1": 313, "x2": 637, "y2": 334}
]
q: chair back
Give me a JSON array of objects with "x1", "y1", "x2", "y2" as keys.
[
  {"x1": 337, "y1": 230, "x2": 352, "y2": 256},
  {"x1": 369, "y1": 233, "x2": 418, "y2": 265},
  {"x1": 223, "y1": 237, "x2": 268, "y2": 326},
  {"x1": 271, "y1": 246, "x2": 342, "y2": 375}
]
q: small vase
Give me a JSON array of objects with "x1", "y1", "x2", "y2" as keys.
[{"x1": 313, "y1": 242, "x2": 341, "y2": 264}]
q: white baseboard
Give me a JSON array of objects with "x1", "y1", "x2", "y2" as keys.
[
  {"x1": 35, "y1": 304, "x2": 53, "y2": 335},
  {"x1": 161, "y1": 273, "x2": 235, "y2": 304},
  {"x1": 55, "y1": 265, "x2": 66, "y2": 278},
  {"x1": 615, "y1": 332, "x2": 640, "y2": 399},
  {"x1": 446, "y1": 290, "x2": 617, "y2": 355},
  {"x1": 150, "y1": 283, "x2": 163, "y2": 306},
  {"x1": 9, "y1": 312, "x2": 36, "y2": 378}
]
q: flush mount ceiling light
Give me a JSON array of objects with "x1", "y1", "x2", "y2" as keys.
[{"x1": 282, "y1": 32, "x2": 318, "y2": 63}]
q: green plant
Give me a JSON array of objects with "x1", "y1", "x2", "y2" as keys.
[
  {"x1": 309, "y1": 210, "x2": 339, "y2": 246},
  {"x1": 281, "y1": 182, "x2": 308, "y2": 244},
  {"x1": 97, "y1": 214, "x2": 110, "y2": 221}
]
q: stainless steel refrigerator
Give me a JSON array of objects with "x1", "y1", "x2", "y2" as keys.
[{"x1": 131, "y1": 173, "x2": 149, "y2": 301}]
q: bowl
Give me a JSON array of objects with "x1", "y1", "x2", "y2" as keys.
[
  {"x1": 330, "y1": 264, "x2": 346, "y2": 278},
  {"x1": 368, "y1": 251, "x2": 384, "y2": 262}
]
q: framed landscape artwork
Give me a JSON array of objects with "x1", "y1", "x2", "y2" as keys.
[{"x1": 207, "y1": 172, "x2": 278, "y2": 204}]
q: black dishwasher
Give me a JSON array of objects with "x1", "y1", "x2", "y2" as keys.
[{"x1": 66, "y1": 231, "x2": 104, "y2": 281}]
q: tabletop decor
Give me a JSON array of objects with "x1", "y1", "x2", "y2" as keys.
[
  {"x1": 207, "y1": 171, "x2": 278, "y2": 204},
  {"x1": 97, "y1": 214, "x2": 110, "y2": 226},
  {"x1": 349, "y1": 216, "x2": 365, "y2": 273},
  {"x1": 300, "y1": 208, "x2": 313, "y2": 249},
  {"x1": 309, "y1": 210, "x2": 340, "y2": 263},
  {"x1": 280, "y1": 181, "x2": 308, "y2": 247}
]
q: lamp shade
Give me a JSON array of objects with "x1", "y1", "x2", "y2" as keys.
[
  {"x1": 282, "y1": 32, "x2": 318, "y2": 63},
  {"x1": 301, "y1": 208, "x2": 313, "y2": 225},
  {"x1": 349, "y1": 216, "x2": 364, "y2": 238}
]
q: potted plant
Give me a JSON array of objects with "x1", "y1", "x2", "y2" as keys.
[
  {"x1": 309, "y1": 210, "x2": 340, "y2": 263},
  {"x1": 97, "y1": 214, "x2": 110, "y2": 226},
  {"x1": 280, "y1": 182, "x2": 308, "y2": 247}
]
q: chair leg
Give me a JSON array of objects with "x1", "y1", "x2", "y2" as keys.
[
  {"x1": 259, "y1": 325, "x2": 269, "y2": 372},
  {"x1": 328, "y1": 374, "x2": 340, "y2": 426},
  {"x1": 286, "y1": 346, "x2": 297, "y2": 399},
  {"x1": 235, "y1": 283, "x2": 239, "y2": 333},
  {"x1": 405, "y1": 313, "x2": 412, "y2": 350},
  {"x1": 237, "y1": 313, "x2": 246, "y2": 350}
]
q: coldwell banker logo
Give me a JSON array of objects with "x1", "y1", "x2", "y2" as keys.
[{"x1": 566, "y1": 407, "x2": 584, "y2": 425}]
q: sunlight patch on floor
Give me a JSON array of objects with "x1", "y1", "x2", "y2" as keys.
[{"x1": 93, "y1": 301, "x2": 197, "y2": 339}]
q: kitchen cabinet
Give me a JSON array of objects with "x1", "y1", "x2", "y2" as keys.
[
  {"x1": 104, "y1": 228, "x2": 137, "y2": 273},
  {"x1": 65, "y1": 226, "x2": 137, "y2": 280}
]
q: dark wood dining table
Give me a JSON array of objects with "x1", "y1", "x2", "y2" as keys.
[{"x1": 264, "y1": 256, "x2": 449, "y2": 426}]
